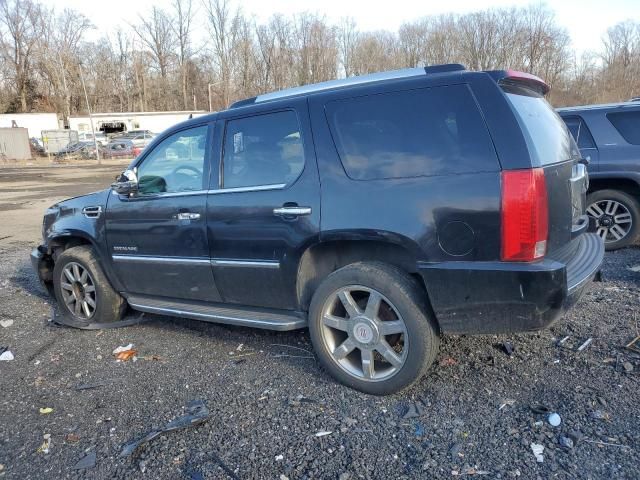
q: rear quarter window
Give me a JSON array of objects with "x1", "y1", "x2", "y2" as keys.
[
  {"x1": 607, "y1": 110, "x2": 640, "y2": 145},
  {"x1": 503, "y1": 84, "x2": 574, "y2": 166},
  {"x1": 324, "y1": 84, "x2": 499, "y2": 181}
]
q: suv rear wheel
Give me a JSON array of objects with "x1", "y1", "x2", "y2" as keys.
[
  {"x1": 53, "y1": 246, "x2": 126, "y2": 328},
  {"x1": 586, "y1": 189, "x2": 640, "y2": 250},
  {"x1": 308, "y1": 262, "x2": 439, "y2": 395}
]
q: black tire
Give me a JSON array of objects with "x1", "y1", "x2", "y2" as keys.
[
  {"x1": 53, "y1": 245, "x2": 126, "y2": 328},
  {"x1": 587, "y1": 189, "x2": 640, "y2": 251},
  {"x1": 308, "y1": 262, "x2": 439, "y2": 395}
]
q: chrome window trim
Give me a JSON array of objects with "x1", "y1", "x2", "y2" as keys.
[
  {"x1": 210, "y1": 259, "x2": 280, "y2": 269},
  {"x1": 208, "y1": 183, "x2": 286, "y2": 195},
  {"x1": 112, "y1": 255, "x2": 211, "y2": 266}
]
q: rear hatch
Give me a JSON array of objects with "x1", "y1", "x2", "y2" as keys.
[{"x1": 502, "y1": 81, "x2": 588, "y2": 257}]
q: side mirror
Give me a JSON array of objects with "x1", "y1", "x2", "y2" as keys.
[{"x1": 111, "y1": 169, "x2": 138, "y2": 195}]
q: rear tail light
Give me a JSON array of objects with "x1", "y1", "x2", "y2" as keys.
[{"x1": 501, "y1": 168, "x2": 548, "y2": 262}]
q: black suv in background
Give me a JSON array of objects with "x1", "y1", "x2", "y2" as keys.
[
  {"x1": 32, "y1": 65, "x2": 603, "y2": 394},
  {"x1": 558, "y1": 101, "x2": 640, "y2": 250}
]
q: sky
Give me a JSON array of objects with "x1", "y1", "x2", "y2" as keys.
[{"x1": 41, "y1": 0, "x2": 640, "y2": 55}]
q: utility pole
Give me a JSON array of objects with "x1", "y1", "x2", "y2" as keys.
[
  {"x1": 78, "y1": 62, "x2": 101, "y2": 165},
  {"x1": 208, "y1": 82, "x2": 221, "y2": 112}
]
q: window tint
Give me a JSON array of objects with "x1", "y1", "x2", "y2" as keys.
[
  {"x1": 137, "y1": 125, "x2": 207, "y2": 195},
  {"x1": 325, "y1": 85, "x2": 498, "y2": 180},
  {"x1": 562, "y1": 116, "x2": 596, "y2": 149},
  {"x1": 503, "y1": 84, "x2": 573, "y2": 166},
  {"x1": 222, "y1": 111, "x2": 304, "y2": 189},
  {"x1": 607, "y1": 111, "x2": 640, "y2": 145}
]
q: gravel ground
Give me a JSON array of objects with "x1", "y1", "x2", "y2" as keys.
[{"x1": 1, "y1": 165, "x2": 639, "y2": 479}]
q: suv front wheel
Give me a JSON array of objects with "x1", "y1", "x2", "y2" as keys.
[
  {"x1": 308, "y1": 262, "x2": 439, "y2": 395},
  {"x1": 53, "y1": 246, "x2": 126, "y2": 328},
  {"x1": 587, "y1": 189, "x2": 640, "y2": 250}
]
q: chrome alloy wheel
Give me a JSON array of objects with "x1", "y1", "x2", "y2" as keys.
[
  {"x1": 587, "y1": 199, "x2": 633, "y2": 244},
  {"x1": 60, "y1": 262, "x2": 97, "y2": 319},
  {"x1": 320, "y1": 285, "x2": 408, "y2": 382}
]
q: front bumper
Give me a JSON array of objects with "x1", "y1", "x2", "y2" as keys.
[
  {"x1": 420, "y1": 233, "x2": 604, "y2": 334},
  {"x1": 31, "y1": 246, "x2": 53, "y2": 285}
]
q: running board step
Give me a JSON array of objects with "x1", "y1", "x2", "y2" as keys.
[{"x1": 126, "y1": 295, "x2": 307, "y2": 331}]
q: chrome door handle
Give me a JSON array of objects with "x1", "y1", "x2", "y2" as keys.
[
  {"x1": 273, "y1": 206, "x2": 312, "y2": 217},
  {"x1": 176, "y1": 212, "x2": 201, "y2": 220}
]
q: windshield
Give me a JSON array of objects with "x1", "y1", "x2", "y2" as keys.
[{"x1": 503, "y1": 83, "x2": 576, "y2": 166}]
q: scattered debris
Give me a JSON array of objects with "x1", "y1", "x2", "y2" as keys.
[
  {"x1": 74, "y1": 381, "x2": 107, "y2": 391},
  {"x1": 37, "y1": 434, "x2": 51, "y2": 454},
  {"x1": 315, "y1": 431, "x2": 332, "y2": 437},
  {"x1": 439, "y1": 357, "x2": 458, "y2": 367},
  {"x1": 500, "y1": 341, "x2": 515, "y2": 356},
  {"x1": 113, "y1": 344, "x2": 137, "y2": 362},
  {"x1": 559, "y1": 436, "x2": 574, "y2": 449},
  {"x1": 627, "y1": 265, "x2": 640, "y2": 272},
  {"x1": 452, "y1": 467, "x2": 490, "y2": 476},
  {"x1": 0, "y1": 319, "x2": 13, "y2": 328},
  {"x1": 72, "y1": 451, "x2": 96, "y2": 470},
  {"x1": 548, "y1": 413, "x2": 562, "y2": 427},
  {"x1": 530, "y1": 404, "x2": 552, "y2": 415},
  {"x1": 402, "y1": 401, "x2": 425, "y2": 419},
  {"x1": 530, "y1": 443, "x2": 544, "y2": 463},
  {"x1": 498, "y1": 399, "x2": 516, "y2": 411},
  {"x1": 275, "y1": 454, "x2": 284, "y2": 461},
  {"x1": 65, "y1": 433, "x2": 80, "y2": 443},
  {"x1": 39, "y1": 407, "x2": 53, "y2": 415},
  {"x1": 623, "y1": 361, "x2": 634, "y2": 373},
  {"x1": 591, "y1": 410, "x2": 611, "y2": 421},
  {"x1": 449, "y1": 442, "x2": 463, "y2": 456},
  {"x1": 557, "y1": 336, "x2": 593, "y2": 352},
  {"x1": 414, "y1": 422, "x2": 425, "y2": 438},
  {"x1": 0, "y1": 349, "x2": 14, "y2": 361},
  {"x1": 584, "y1": 439, "x2": 629, "y2": 448},
  {"x1": 626, "y1": 336, "x2": 640, "y2": 354},
  {"x1": 139, "y1": 354, "x2": 164, "y2": 361},
  {"x1": 120, "y1": 400, "x2": 210, "y2": 457}
]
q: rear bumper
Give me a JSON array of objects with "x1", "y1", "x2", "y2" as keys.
[{"x1": 419, "y1": 233, "x2": 604, "y2": 334}]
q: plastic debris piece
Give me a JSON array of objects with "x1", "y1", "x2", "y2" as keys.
[
  {"x1": 591, "y1": 410, "x2": 611, "y2": 420},
  {"x1": 414, "y1": 422, "x2": 425, "y2": 438},
  {"x1": 120, "y1": 400, "x2": 210, "y2": 457},
  {"x1": 113, "y1": 343, "x2": 137, "y2": 362},
  {"x1": 499, "y1": 399, "x2": 516, "y2": 410},
  {"x1": 39, "y1": 407, "x2": 53, "y2": 415},
  {"x1": 0, "y1": 349, "x2": 14, "y2": 361},
  {"x1": 577, "y1": 338, "x2": 593, "y2": 352},
  {"x1": 623, "y1": 361, "x2": 634, "y2": 372},
  {"x1": 530, "y1": 443, "x2": 544, "y2": 462},
  {"x1": 502, "y1": 342, "x2": 514, "y2": 356},
  {"x1": 37, "y1": 434, "x2": 51, "y2": 454},
  {"x1": 275, "y1": 454, "x2": 284, "y2": 461},
  {"x1": 530, "y1": 404, "x2": 552, "y2": 415},
  {"x1": 439, "y1": 357, "x2": 457, "y2": 366},
  {"x1": 0, "y1": 319, "x2": 13, "y2": 328},
  {"x1": 315, "y1": 431, "x2": 332, "y2": 437},
  {"x1": 548, "y1": 413, "x2": 561, "y2": 427},
  {"x1": 72, "y1": 451, "x2": 96, "y2": 470},
  {"x1": 65, "y1": 433, "x2": 80, "y2": 443},
  {"x1": 74, "y1": 381, "x2": 107, "y2": 391},
  {"x1": 559, "y1": 436, "x2": 574, "y2": 449}
]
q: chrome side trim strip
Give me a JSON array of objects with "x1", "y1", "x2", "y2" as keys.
[
  {"x1": 210, "y1": 259, "x2": 280, "y2": 269},
  {"x1": 112, "y1": 255, "x2": 211, "y2": 266},
  {"x1": 208, "y1": 183, "x2": 286, "y2": 194}
]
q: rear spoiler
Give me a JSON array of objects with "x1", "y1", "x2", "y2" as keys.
[{"x1": 485, "y1": 69, "x2": 550, "y2": 96}]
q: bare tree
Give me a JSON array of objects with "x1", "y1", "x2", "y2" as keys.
[
  {"x1": 172, "y1": 0, "x2": 194, "y2": 109},
  {"x1": 0, "y1": 0, "x2": 42, "y2": 112},
  {"x1": 132, "y1": 7, "x2": 175, "y2": 80}
]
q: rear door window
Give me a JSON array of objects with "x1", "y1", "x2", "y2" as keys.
[
  {"x1": 324, "y1": 84, "x2": 499, "y2": 180},
  {"x1": 503, "y1": 83, "x2": 574, "y2": 166},
  {"x1": 607, "y1": 110, "x2": 640, "y2": 145},
  {"x1": 562, "y1": 116, "x2": 596, "y2": 149}
]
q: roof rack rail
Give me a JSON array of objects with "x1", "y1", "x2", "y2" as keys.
[{"x1": 238, "y1": 64, "x2": 467, "y2": 106}]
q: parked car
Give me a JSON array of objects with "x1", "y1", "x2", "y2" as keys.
[
  {"x1": 54, "y1": 141, "x2": 95, "y2": 158},
  {"x1": 558, "y1": 102, "x2": 640, "y2": 250},
  {"x1": 124, "y1": 133, "x2": 155, "y2": 148},
  {"x1": 32, "y1": 65, "x2": 603, "y2": 394},
  {"x1": 79, "y1": 132, "x2": 108, "y2": 145},
  {"x1": 102, "y1": 140, "x2": 138, "y2": 159}
]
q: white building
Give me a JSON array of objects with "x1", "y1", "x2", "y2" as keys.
[
  {"x1": 68, "y1": 111, "x2": 208, "y2": 136},
  {"x1": 0, "y1": 113, "x2": 60, "y2": 138}
]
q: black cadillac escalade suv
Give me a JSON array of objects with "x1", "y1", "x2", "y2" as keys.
[{"x1": 32, "y1": 65, "x2": 603, "y2": 394}]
